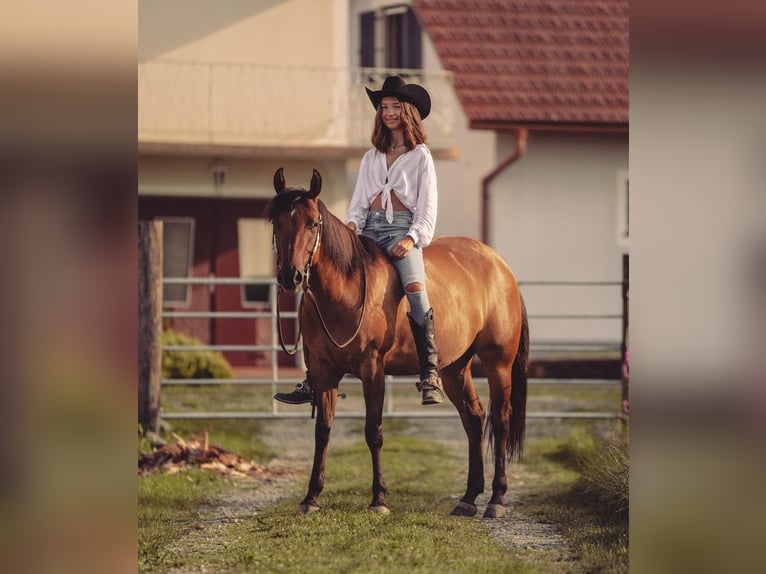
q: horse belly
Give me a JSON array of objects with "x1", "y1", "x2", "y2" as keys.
[{"x1": 383, "y1": 298, "x2": 478, "y2": 374}]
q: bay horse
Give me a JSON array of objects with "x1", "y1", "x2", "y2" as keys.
[{"x1": 267, "y1": 168, "x2": 528, "y2": 518}]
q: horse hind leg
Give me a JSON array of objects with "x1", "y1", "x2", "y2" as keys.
[
  {"x1": 440, "y1": 354, "x2": 485, "y2": 517},
  {"x1": 477, "y1": 351, "x2": 514, "y2": 519}
]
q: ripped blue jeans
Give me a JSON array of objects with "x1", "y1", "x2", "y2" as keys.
[{"x1": 361, "y1": 210, "x2": 430, "y2": 324}]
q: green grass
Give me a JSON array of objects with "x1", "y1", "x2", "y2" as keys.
[
  {"x1": 228, "y1": 503, "x2": 531, "y2": 574},
  {"x1": 138, "y1": 468, "x2": 228, "y2": 573},
  {"x1": 161, "y1": 383, "x2": 274, "y2": 415},
  {"x1": 518, "y1": 422, "x2": 629, "y2": 573},
  {"x1": 526, "y1": 383, "x2": 622, "y2": 414},
  {"x1": 161, "y1": 380, "x2": 622, "y2": 419},
  {"x1": 139, "y1": 434, "x2": 544, "y2": 574},
  {"x1": 140, "y1": 385, "x2": 627, "y2": 573}
]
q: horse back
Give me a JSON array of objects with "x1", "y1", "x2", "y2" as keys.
[
  {"x1": 410, "y1": 236, "x2": 523, "y2": 367},
  {"x1": 344, "y1": 234, "x2": 521, "y2": 374},
  {"x1": 424, "y1": 235, "x2": 520, "y2": 302}
]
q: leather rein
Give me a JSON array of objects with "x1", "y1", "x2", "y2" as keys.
[{"x1": 275, "y1": 215, "x2": 367, "y2": 354}]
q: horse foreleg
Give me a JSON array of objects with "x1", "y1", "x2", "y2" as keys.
[
  {"x1": 443, "y1": 364, "x2": 485, "y2": 516},
  {"x1": 362, "y1": 366, "x2": 389, "y2": 513},
  {"x1": 297, "y1": 388, "x2": 338, "y2": 514}
]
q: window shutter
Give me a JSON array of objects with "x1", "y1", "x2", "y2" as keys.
[
  {"x1": 403, "y1": 7, "x2": 422, "y2": 69},
  {"x1": 385, "y1": 12, "x2": 402, "y2": 68},
  {"x1": 360, "y1": 11, "x2": 375, "y2": 68}
]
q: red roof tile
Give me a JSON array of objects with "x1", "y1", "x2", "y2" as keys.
[{"x1": 413, "y1": 0, "x2": 628, "y2": 130}]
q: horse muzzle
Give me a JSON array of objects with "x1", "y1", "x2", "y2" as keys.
[{"x1": 277, "y1": 266, "x2": 304, "y2": 292}]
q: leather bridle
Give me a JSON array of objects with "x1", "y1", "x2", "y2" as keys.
[{"x1": 274, "y1": 214, "x2": 367, "y2": 354}]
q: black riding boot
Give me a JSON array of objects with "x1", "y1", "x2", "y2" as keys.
[
  {"x1": 274, "y1": 374, "x2": 313, "y2": 405},
  {"x1": 407, "y1": 308, "x2": 445, "y2": 405}
]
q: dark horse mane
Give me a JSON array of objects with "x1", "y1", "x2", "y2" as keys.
[{"x1": 265, "y1": 188, "x2": 377, "y2": 279}]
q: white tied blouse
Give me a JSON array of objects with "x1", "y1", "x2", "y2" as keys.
[{"x1": 345, "y1": 144, "x2": 438, "y2": 248}]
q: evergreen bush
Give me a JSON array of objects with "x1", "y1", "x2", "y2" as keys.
[{"x1": 161, "y1": 328, "x2": 234, "y2": 380}]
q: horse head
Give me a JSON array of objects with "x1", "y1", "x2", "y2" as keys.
[{"x1": 269, "y1": 167, "x2": 323, "y2": 292}]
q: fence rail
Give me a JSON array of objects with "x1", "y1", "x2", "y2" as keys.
[
  {"x1": 159, "y1": 277, "x2": 625, "y2": 356},
  {"x1": 155, "y1": 263, "x2": 628, "y2": 421}
]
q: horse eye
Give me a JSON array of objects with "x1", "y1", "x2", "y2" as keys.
[{"x1": 308, "y1": 221, "x2": 319, "y2": 230}]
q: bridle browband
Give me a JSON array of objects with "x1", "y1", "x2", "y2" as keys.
[{"x1": 274, "y1": 207, "x2": 367, "y2": 354}]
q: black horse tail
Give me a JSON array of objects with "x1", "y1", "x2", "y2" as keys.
[{"x1": 508, "y1": 293, "x2": 529, "y2": 462}]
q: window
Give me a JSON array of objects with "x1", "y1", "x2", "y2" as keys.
[
  {"x1": 360, "y1": 5, "x2": 422, "y2": 70},
  {"x1": 161, "y1": 218, "x2": 194, "y2": 306},
  {"x1": 238, "y1": 218, "x2": 275, "y2": 305},
  {"x1": 616, "y1": 169, "x2": 629, "y2": 249}
]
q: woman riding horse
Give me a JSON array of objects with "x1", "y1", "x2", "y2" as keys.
[
  {"x1": 275, "y1": 76, "x2": 445, "y2": 406},
  {"x1": 267, "y1": 168, "x2": 528, "y2": 517}
]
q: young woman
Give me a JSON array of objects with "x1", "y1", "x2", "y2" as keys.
[{"x1": 274, "y1": 75, "x2": 444, "y2": 406}]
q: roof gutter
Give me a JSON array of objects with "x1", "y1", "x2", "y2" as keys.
[{"x1": 481, "y1": 128, "x2": 528, "y2": 245}]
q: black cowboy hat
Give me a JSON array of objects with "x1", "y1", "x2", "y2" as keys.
[{"x1": 365, "y1": 75, "x2": 431, "y2": 120}]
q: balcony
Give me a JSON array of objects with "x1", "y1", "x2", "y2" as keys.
[{"x1": 138, "y1": 61, "x2": 456, "y2": 157}]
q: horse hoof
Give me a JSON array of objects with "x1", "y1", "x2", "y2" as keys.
[
  {"x1": 483, "y1": 503, "x2": 506, "y2": 519},
  {"x1": 450, "y1": 501, "x2": 478, "y2": 517},
  {"x1": 368, "y1": 504, "x2": 391, "y2": 514},
  {"x1": 296, "y1": 504, "x2": 320, "y2": 515}
]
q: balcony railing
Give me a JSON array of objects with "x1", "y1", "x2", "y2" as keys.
[{"x1": 138, "y1": 61, "x2": 455, "y2": 151}]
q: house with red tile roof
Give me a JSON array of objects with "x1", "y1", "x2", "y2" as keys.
[
  {"x1": 139, "y1": 0, "x2": 627, "y2": 370},
  {"x1": 415, "y1": 0, "x2": 628, "y2": 130},
  {"x1": 413, "y1": 0, "x2": 629, "y2": 361}
]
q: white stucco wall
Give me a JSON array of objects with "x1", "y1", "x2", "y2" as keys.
[
  {"x1": 431, "y1": 99, "x2": 495, "y2": 240},
  {"x1": 138, "y1": 157, "x2": 350, "y2": 211},
  {"x1": 490, "y1": 132, "x2": 629, "y2": 350},
  {"x1": 139, "y1": 1, "x2": 628, "y2": 356},
  {"x1": 146, "y1": 0, "x2": 339, "y2": 67},
  {"x1": 420, "y1": 32, "x2": 496, "y2": 240}
]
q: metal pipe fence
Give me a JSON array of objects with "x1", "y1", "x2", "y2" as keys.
[{"x1": 160, "y1": 273, "x2": 627, "y2": 421}]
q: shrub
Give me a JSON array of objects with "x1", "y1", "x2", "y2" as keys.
[{"x1": 162, "y1": 328, "x2": 234, "y2": 380}]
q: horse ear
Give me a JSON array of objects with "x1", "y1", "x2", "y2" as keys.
[
  {"x1": 309, "y1": 169, "x2": 322, "y2": 198},
  {"x1": 273, "y1": 167, "x2": 286, "y2": 194}
]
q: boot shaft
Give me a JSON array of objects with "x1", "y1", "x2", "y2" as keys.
[{"x1": 407, "y1": 308, "x2": 438, "y2": 373}]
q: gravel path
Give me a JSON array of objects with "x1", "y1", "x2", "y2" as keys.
[{"x1": 166, "y1": 413, "x2": 573, "y2": 572}]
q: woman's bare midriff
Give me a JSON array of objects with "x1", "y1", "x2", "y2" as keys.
[{"x1": 371, "y1": 192, "x2": 408, "y2": 212}]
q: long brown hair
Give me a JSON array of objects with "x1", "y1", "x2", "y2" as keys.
[{"x1": 371, "y1": 100, "x2": 427, "y2": 153}]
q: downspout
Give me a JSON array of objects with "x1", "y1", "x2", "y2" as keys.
[{"x1": 481, "y1": 128, "x2": 528, "y2": 245}]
